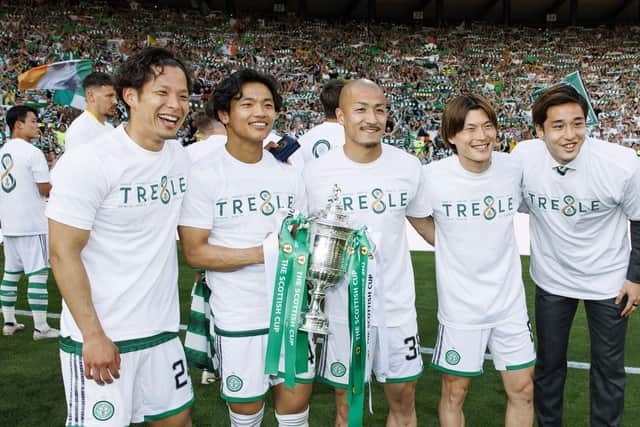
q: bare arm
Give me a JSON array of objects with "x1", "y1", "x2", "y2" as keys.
[
  {"x1": 37, "y1": 182, "x2": 51, "y2": 197},
  {"x1": 178, "y1": 225, "x2": 264, "y2": 272},
  {"x1": 407, "y1": 215, "x2": 435, "y2": 246},
  {"x1": 49, "y1": 219, "x2": 120, "y2": 384}
]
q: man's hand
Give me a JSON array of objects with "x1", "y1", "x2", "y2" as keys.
[
  {"x1": 83, "y1": 333, "x2": 121, "y2": 385},
  {"x1": 615, "y1": 280, "x2": 640, "y2": 317}
]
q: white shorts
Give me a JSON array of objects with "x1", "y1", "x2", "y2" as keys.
[
  {"x1": 216, "y1": 330, "x2": 315, "y2": 403},
  {"x1": 3, "y1": 234, "x2": 49, "y2": 276},
  {"x1": 317, "y1": 317, "x2": 423, "y2": 387},
  {"x1": 431, "y1": 316, "x2": 536, "y2": 376},
  {"x1": 60, "y1": 333, "x2": 193, "y2": 426}
]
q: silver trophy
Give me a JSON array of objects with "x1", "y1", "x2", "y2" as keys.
[{"x1": 299, "y1": 185, "x2": 355, "y2": 335}]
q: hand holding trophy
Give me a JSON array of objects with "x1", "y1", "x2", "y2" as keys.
[{"x1": 265, "y1": 184, "x2": 374, "y2": 426}]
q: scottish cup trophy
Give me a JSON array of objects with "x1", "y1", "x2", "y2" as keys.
[{"x1": 299, "y1": 185, "x2": 355, "y2": 335}]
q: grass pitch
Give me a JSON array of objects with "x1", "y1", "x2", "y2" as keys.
[{"x1": 1, "y1": 249, "x2": 639, "y2": 426}]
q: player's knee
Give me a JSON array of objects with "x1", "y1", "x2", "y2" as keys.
[
  {"x1": 387, "y1": 381, "x2": 417, "y2": 414},
  {"x1": 441, "y1": 377, "x2": 469, "y2": 408},
  {"x1": 506, "y1": 377, "x2": 534, "y2": 405},
  {"x1": 228, "y1": 403, "x2": 265, "y2": 427}
]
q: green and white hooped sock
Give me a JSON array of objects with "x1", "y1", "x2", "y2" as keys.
[
  {"x1": 1, "y1": 271, "x2": 22, "y2": 324},
  {"x1": 27, "y1": 272, "x2": 49, "y2": 330}
]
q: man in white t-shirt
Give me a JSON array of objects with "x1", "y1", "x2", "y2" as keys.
[
  {"x1": 0, "y1": 106, "x2": 59, "y2": 340},
  {"x1": 64, "y1": 72, "x2": 117, "y2": 152},
  {"x1": 422, "y1": 95, "x2": 534, "y2": 427},
  {"x1": 185, "y1": 111, "x2": 226, "y2": 164},
  {"x1": 512, "y1": 84, "x2": 640, "y2": 427},
  {"x1": 298, "y1": 79, "x2": 345, "y2": 163},
  {"x1": 47, "y1": 48, "x2": 194, "y2": 427},
  {"x1": 179, "y1": 69, "x2": 312, "y2": 427},
  {"x1": 305, "y1": 79, "x2": 431, "y2": 427}
]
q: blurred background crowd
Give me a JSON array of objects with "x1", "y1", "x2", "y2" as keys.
[{"x1": 2, "y1": 0, "x2": 640, "y2": 165}]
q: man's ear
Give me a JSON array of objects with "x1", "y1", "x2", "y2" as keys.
[
  {"x1": 122, "y1": 87, "x2": 138, "y2": 112},
  {"x1": 336, "y1": 108, "x2": 344, "y2": 126},
  {"x1": 217, "y1": 110, "x2": 230, "y2": 125}
]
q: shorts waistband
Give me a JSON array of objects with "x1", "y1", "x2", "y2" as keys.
[{"x1": 59, "y1": 331, "x2": 178, "y2": 355}]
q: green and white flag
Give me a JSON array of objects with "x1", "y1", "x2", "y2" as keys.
[{"x1": 531, "y1": 71, "x2": 598, "y2": 126}]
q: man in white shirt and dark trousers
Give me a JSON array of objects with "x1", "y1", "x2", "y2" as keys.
[
  {"x1": 64, "y1": 72, "x2": 117, "y2": 152},
  {"x1": 512, "y1": 84, "x2": 640, "y2": 427},
  {"x1": 0, "y1": 106, "x2": 59, "y2": 340}
]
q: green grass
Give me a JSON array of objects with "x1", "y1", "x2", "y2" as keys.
[{"x1": 1, "y1": 249, "x2": 640, "y2": 426}]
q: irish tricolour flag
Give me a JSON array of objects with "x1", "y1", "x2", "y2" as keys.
[{"x1": 18, "y1": 60, "x2": 93, "y2": 110}]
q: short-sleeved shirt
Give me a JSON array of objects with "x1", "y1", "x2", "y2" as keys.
[
  {"x1": 422, "y1": 153, "x2": 527, "y2": 329},
  {"x1": 0, "y1": 138, "x2": 49, "y2": 236},
  {"x1": 179, "y1": 147, "x2": 306, "y2": 333},
  {"x1": 303, "y1": 144, "x2": 428, "y2": 327},
  {"x1": 512, "y1": 137, "x2": 640, "y2": 299},
  {"x1": 46, "y1": 125, "x2": 190, "y2": 341},
  {"x1": 185, "y1": 135, "x2": 226, "y2": 164},
  {"x1": 64, "y1": 111, "x2": 114, "y2": 152},
  {"x1": 298, "y1": 121, "x2": 345, "y2": 163}
]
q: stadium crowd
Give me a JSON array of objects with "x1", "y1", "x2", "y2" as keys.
[{"x1": 2, "y1": 1, "x2": 640, "y2": 164}]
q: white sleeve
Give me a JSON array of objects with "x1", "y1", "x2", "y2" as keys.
[
  {"x1": 293, "y1": 169, "x2": 308, "y2": 216},
  {"x1": 30, "y1": 148, "x2": 50, "y2": 184},
  {"x1": 509, "y1": 150, "x2": 529, "y2": 214},
  {"x1": 45, "y1": 150, "x2": 108, "y2": 230},
  {"x1": 622, "y1": 158, "x2": 640, "y2": 221},
  {"x1": 178, "y1": 164, "x2": 216, "y2": 230},
  {"x1": 406, "y1": 159, "x2": 430, "y2": 218}
]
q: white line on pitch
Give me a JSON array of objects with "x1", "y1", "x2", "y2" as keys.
[{"x1": 15, "y1": 311, "x2": 640, "y2": 374}]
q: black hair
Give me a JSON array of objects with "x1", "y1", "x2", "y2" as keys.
[
  {"x1": 82, "y1": 72, "x2": 115, "y2": 91},
  {"x1": 210, "y1": 69, "x2": 282, "y2": 122},
  {"x1": 320, "y1": 79, "x2": 345, "y2": 119},
  {"x1": 115, "y1": 47, "x2": 192, "y2": 111},
  {"x1": 532, "y1": 84, "x2": 589, "y2": 128},
  {"x1": 6, "y1": 105, "x2": 38, "y2": 133}
]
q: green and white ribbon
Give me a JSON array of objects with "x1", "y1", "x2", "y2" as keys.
[
  {"x1": 265, "y1": 214, "x2": 311, "y2": 388},
  {"x1": 184, "y1": 272, "x2": 217, "y2": 373},
  {"x1": 345, "y1": 227, "x2": 373, "y2": 427}
]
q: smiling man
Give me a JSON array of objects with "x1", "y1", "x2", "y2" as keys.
[
  {"x1": 513, "y1": 84, "x2": 640, "y2": 427},
  {"x1": 304, "y1": 79, "x2": 431, "y2": 427},
  {"x1": 47, "y1": 48, "x2": 193, "y2": 426},
  {"x1": 178, "y1": 69, "x2": 312, "y2": 427},
  {"x1": 422, "y1": 94, "x2": 535, "y2": 427},
  {"x1": 64, "y1": 72, "x2": 117, "y2": 152}
]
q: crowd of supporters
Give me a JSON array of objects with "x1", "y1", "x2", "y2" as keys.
[{"x1": 2, "y1": 0, "x2": 640, "y2": 164}]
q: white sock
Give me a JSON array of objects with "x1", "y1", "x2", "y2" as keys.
[
  {"x1": 229, "y1": 404, "x2": 264, "y2": 427},
  {"x1": 276, "y1": 407, "x2": 309, "y2": 427}
]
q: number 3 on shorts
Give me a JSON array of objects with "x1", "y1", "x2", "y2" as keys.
[{"x1": 404, "y1": 335, "x2": 419, "y2": 361}]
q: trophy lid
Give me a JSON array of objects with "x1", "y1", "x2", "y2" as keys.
[{"x1": 312, "y1": 184, "x2": 352, "y2": 229}]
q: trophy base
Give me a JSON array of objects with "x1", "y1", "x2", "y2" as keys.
[{"x1": 299, "y1": 314, "x2": 330, "y2": 335}]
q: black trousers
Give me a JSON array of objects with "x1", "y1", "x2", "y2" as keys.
[{"x1": 534, "y1": 285, "x2": 628, "y2": 427}]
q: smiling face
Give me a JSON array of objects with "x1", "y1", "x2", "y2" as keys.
[
  {"x1": 535, "y1": 102, "x2": 586, "y2": 165},
  {"x1": 449, "y1": 108, "x2": 497, "y2": 173},
  {"x1": 123, "y1": 65, "x2": 189, "y2": 148},
  {"x1": 337, "y1": 81, "x2": 387, "y2": 149},
  {"x1": 217, "y1": 81, "x2": 276, "y2": 145}
]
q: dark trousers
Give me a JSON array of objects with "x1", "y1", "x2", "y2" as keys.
[{"x1": 534, "y1": 285, "x2": 627, "y2": 427}]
